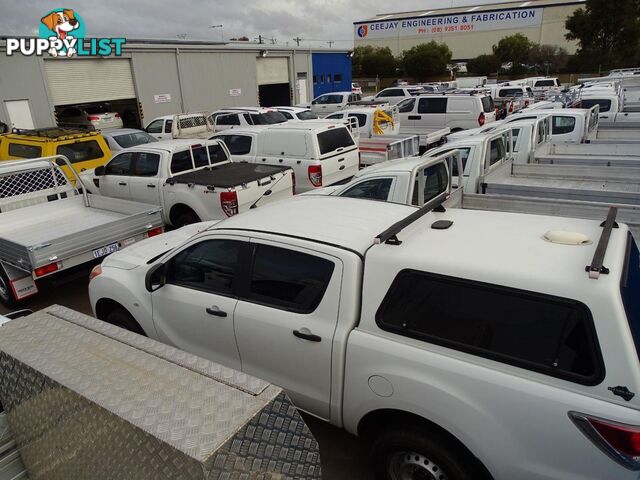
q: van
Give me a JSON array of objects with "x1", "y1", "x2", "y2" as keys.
[{"x1": 397, "y1": 93, "x2": 497, "y2": 132}]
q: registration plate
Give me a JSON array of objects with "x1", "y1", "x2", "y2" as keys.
[{"x1": 92, "y1": 242, "x2": 120, "y2": 259}]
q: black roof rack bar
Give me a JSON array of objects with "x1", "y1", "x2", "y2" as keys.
[
  {"x1": 374, "y1": 191, "x2": 448, "y2": 246},
  {"x1": 586, "y1": 206, "x2": 619, "y2": 279}
]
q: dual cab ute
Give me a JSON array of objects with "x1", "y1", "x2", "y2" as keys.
[
  {"x1": 82, "y1": 138, "x2": 294, "y2": 227},
  {"x1": 90, "y1": 194, "x2": 640, "y2": 480}
]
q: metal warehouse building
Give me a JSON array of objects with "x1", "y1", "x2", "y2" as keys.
[
  {"x1": 0, "y1": 39, "x2": 352, "y2": 130},
  {"x1": 354, "y1": 0, "x2": 584, "y2": 60}
]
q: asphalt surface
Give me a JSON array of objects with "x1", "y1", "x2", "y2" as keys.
[{"x1": 0, "y1": 278, "x2": 373, "y2": 480}]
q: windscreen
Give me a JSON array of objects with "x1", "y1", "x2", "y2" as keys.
[
  {"x1": 317, "y1": 127, "x2": 355, "y2": 156},
  {"x1": 249, "y1": 111, "x2": 288, "y2": 125},
  {"x1": 114, "y1": 132, "x2": 158, "y2": 148},
  {"x1": 297, "y1": 110, "x2": 318, "y2": 120},
  {"x1": 621, "y1": 233, "x2": 640, "y2": 362}
]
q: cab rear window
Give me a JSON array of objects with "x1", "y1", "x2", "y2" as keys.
[
  {"x1": 56, "y1": 140, "x2": 105, "y2": 164},
  {"x1": 481, "y1": 97, "x2": 494, "y2": 113},
  {"x1": 580, "y1": 99, "x2": 612, "y2": 112},
  {"x1": 621, "y1": 233, "x2": 640, "y2": 361},
  {"x1": 8, "y1": 143, "x2": 42, "y2": 158},
  {"x1": 317, "y1": 127, "x2": 355, "y2": 156}
]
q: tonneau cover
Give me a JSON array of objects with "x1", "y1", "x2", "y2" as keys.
[
  {"x1": 170, "y1": 162, "x2": 290, "y2": 188},
  {"x1": 0, "y1": 306, "x2": 321, "y2": 480}
]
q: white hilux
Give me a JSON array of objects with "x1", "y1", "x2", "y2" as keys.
[
  {"x1": 210, "y1": 122, "x2": 359, "y2": 192},
  {"x1": 82, "y1": 139, "x2": 294, "y2": 227},
  {"x1": 90, "y1": 194, "x2": 640, "y2": 480}
]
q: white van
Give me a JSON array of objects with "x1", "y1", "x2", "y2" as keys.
[{"x1": 397, "y1": 93, "x2": 497, "y2": 133}]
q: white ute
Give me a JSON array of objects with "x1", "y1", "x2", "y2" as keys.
[{"x1": 90, "y1": 194, "x2": 640, "y2": 480}]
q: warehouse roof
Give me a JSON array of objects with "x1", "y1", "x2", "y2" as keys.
[{"x1": 355, "y1": 0, "x2": 585, "y2": 23}]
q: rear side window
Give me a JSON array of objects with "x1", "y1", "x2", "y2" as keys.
[
  {"x1": 621, "y1": 234, "x2": 640, "y2": 362},
  {"x1": 580, "y1": 99, "x2": 612, "y2": 113},
  {"x1": 171, "y1": 150, "x2": 193, "y2": 174},
  {"x1": 164, "y1": 120, "x2": 173, "y2": 134},
  {"x1": 348, "y1": 113, "x2": 368, "y2": 127},
  {"x1": 437, "y1": 147, "x2": 471, "y2": 176},
  {"x1": 208, "y1": 144, "x2": 228, "y2": 164},
  {"x1": 56, "y1": 140, "x2": 105, "y2": 164},
  {"x1": 216, "y1": 114, "x2": 240, "y2": 126},
  {"x1": 398, "y1": 98, "x2": 416, "y2": 113},
  {"x1": 191, "y1": 146, "x2": 209, "y2": 168},
  {"x1": 377, "y1": 270, "x2": 603, "y2": 384},
  {"x1": 317, "y1": 127, "x2": 355, "y2": 156},
  {"x1": 8, "y1": 143, "x2": 42, "y2": 158},
  {"x1": 552, "y1": 116, "x2": 576, "y2": 135},
  {"x1": 217, "y1": 135, "x2": 252, "y2": 155},
  {"x1": 411, "y1": 162, "x2": 448, "y2": 206},
  {"x1": 132, "y1": 152, "x2": 160, "y2": 176},
  {"x1": 418, "y1": 98, "x2": 448, "y2": 114},
  {"x1": 247, "y1": 244, "x2": 335, "y2": 313},
  {"x1": 489, "y1": 138, "x2": 505, "y2": 166},
  {"x1": 481, "y1": 96, "x2": 494, "y2": 113}
]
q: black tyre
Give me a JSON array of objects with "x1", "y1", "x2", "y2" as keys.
[
  {"x1": 371, "y1": 426, "x2": 477, "y2": 480},
  {"x1": 105, "y1": 307, "x2": 146, "y2": 336},
  {"x1": 0, "y1": 267, "x2": 18, "y2": 309},
  {"x1": 173, "y1": 209, "x2": 201, "y2": 228}
]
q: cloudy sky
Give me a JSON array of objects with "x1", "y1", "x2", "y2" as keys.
[{"x1": 0, "y1": 0, "x2": 514, "y2": 48}]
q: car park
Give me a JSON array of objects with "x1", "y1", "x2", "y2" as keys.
[
  {"x1": 102, "y1": 128, "x2": 158, "y2": 152},
  {"x1": 56, "y1": 104, "x2": 123, "y2": 130}
]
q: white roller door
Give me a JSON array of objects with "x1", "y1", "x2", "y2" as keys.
[
  {"x1": 256, "y1": 57, "x2": 289, "y2": 85},
  {"x1": 44, "y1": 59, "x2": 136, "y2": 106}
]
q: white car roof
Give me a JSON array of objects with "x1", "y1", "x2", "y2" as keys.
[
  {"x1": 272, "y1": 106, "x2": 312, "y2": 113},
  {"x1": 122, "y1": 138, "x2": 221, "y2": 153},
  {"x1": 213, "y1": 107, "x2": 277, "y2": 114}
]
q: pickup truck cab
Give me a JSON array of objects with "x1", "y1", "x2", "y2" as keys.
[
  {"x1": 309, "y1": 91, "x2": 362, "y2": 117},
  {"x1": 211, "y1": 122, "x2": 359, "y2": 192},
  {"x1": 0, "y1": 127, "x2": 111, "y2": 178},
  {"x1": 90, "y1": 194, "x2": 640, "y2": 480},
  {"x1": 577, "y1": 93, "x2": 640, "y2": 126},
  {"x1": 82, "y1": 138, "x2": 293, "y2": 227}
]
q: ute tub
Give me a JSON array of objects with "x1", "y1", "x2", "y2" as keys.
[
  {"x1": 168, "y1": 163, "x2": 290, "y2": 189},
  {"x1": 0, "y1": 305, "x2": 321, "y2": 480}
]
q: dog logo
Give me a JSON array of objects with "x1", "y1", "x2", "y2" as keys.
[
  {"x1": 357, "y1": 25, "x2": 369, "y2": 38},
  {"x1": 39, "y1": 8, "x2": 84, "y2": 57}
]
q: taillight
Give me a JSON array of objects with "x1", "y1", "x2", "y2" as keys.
[
  {"x1": 34, "y1": 262, "x2": 60, "y2": 278},
  {"x1": 524, "y1": 100, "x2": 530, "y2": 107},
  {"x1": 146, "y1": 226, "x2": 164, "y2": 238},
  {"x1": 570, "y1": 412, "x2": 640, "y2": 470},
  {"x1": 478, "y1": 112, "x2": 485, "y2": 127},
  {"x1": 308, "y1": 165, "x2": 322, "y2": 187},
  {"x1": 291, "y1": 171, "x2": 296, "y2": 195},
  {"x1": 220, "y1": 190, "x2": 239, "y2": 217},
  {"x1": 87, "y1": 116, "x2": 100, "y2": 121}
]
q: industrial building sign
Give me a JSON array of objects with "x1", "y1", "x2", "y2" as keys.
[
  {"x1": 355, "y1": 8, "x2": 542, "y2": 38},
  {"x1": 5, "y1": 8, "x2": 126, "y2": 57}
]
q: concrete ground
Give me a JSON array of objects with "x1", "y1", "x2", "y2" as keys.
[{"x1": 0, "y1": 277, "x2": 374, "y2": 480}]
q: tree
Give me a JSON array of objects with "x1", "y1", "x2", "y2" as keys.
[
  {"x1": 467, "y1": 54, "x2": 501, "y2": 75},
  {"x1": 492, "y1": 33, "x2": 533, "y2": 73},
  {"x1": 352, "y1": 46, "x2": 397, "y2": 77},
  {"x1": 528, "y1": 44, "x2": 569, "y2": 73},
  {"x1": 565, "y1": 0, "x2": 640, "y2": 70},
  {"x1": 400, "y1": 41, "x2": 452, "y2": 80}
]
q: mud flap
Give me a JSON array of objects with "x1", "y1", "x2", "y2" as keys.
[{"x1": 1, "y1": 263, "x2": 37, "y2": 301}]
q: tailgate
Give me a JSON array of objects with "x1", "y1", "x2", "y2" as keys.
[
  {"x1": 170, "y1": 162, "x2": 291, "y2": 188},
  {"x1": 236, "y1": 168, "x2": 294, "y2": 212},
  {"x1": 319, "y1": 148, "x2": 359, "y2": 186}
]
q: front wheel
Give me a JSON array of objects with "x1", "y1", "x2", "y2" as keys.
[
  {"x1": 105, "y1": 307, "x2": 146, "y2": 336},
  {"x1": 371, "y1": 427, "x2": 477, "y2": 480}
]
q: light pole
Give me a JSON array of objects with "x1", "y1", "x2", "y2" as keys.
[{"x1": 210, "y1": 24, "x2": 224, "y2": 42}]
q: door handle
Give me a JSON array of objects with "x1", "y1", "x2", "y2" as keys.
[
  {"x1": 339, "y1": 165, "x2": 345, "y2": 170},
  {"x1": 408, "y1": 115, "x2": 422, "y2": 120},
  {"x1": 293, "y1": 329, "x2": 321, "y2": 342},
  {"x1": 118, "y1": 182, "x2": 127, "y2": 186},
  {"x1": 147, "y1": 184, "x2": 156, "y2": 188},
  {"x1": 338, "y1": 158, "x2": 345, "y2": 162},
  {"x1": 206, "y1": 306, "x2": 227, "y2": 317},
  {"x1": 278, "y1": 159, "x2": 283, "y2": 163}
]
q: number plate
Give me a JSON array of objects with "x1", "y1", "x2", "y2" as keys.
[{"x1": 92, "y1": 242, "x2": 120, "y2": 259}]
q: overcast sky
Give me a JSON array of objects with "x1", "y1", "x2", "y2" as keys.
[{"x1": 0, "y1": 0, "x2": 515, "y2": 48}]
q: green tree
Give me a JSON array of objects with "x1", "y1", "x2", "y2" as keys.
[
  {"x1": 528, "y1": 44, "x2": 569, "y2": 73},
  {"x1": 565, "y1": 0, "x2": 640, "y2": 70},
  {"x1": 492, "y1": 33, "x2": 533, "y2": 73},
  {"x1": 352, "y1": 46, "x2": 397, "y2": 77},
  {"x1": 400, "y1": 41, "x2": 452, "y2": 80},
  {"x1": 467, "y1": 54, "x2": 501, "y2": 75}
]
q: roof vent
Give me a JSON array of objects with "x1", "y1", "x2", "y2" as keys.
[{"x1": 543, "y1": 230, "x2": 592, "y2": 246}]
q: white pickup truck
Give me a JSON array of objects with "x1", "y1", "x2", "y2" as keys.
[
  {"x1": 89, "y1": 194, "x2": 640, "y2": 480},
  {"x1": 82, "y1": 139, "x2": 294, "y2": 227},
  {"x1": 210, "y1": 122, "x2": 359, "y2": 192},
  {"x1": 577, "y1": 92, "x2": 640, "y2": 127}
]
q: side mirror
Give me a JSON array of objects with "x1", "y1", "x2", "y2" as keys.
[
  {"x1": 145, "y1": 263, "x2": 166, "y2": 292},
  {"x1": 94, "y1": 165, "x2": 106, "y2": 176}
]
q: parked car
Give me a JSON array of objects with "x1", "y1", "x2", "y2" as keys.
[
  {"x1": 90, "y1": 194, "x2": 640, "y2": 480},
  {"x1": 56, "y1": 104, "x2": 123, "y2": 130},
  {"x1": 102, "y1": 128, "x2": 158, "y2": 152},
  {"x1": 0, "y1": 127, "x2": 111, "y2": 179},
  {"x1": 81, "y1": 138, "x2": 294, "y2": 227},
  {"x1": 210, "y1": 107, "x2": 288, "y2": 130},
  {"x1": 211, "y1": 122, "x2": 359, "y2": 192},
  {"x1": 363, "y1": 87, "x2": 425, "y2": 105},
  {"x1": 352, "y1": 82, "x2": 363, "y2": 95},
  {"x1": 272, "y1": 106, "x2": 318, "y2": 120},
  {"x1": 309, "y1": 92, "x2": 362, "y2": 117}
]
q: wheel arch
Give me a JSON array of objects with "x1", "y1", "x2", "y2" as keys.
[{"x1": 169, "y1": 203, "x2": 200, "y2": 227}]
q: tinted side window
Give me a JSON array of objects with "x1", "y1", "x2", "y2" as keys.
[
  {"x1": 317, "y1": 127, "x2": 355, "y2": 155},
  {"x1": 216, "y1": 114, "x2": 241, "y2": 126},
  {"x1": 191, "y1": 146, "x2": 209, "y2": 168},
  {"x1": 398, "y1": 98, "x2": 416, "y2": 113},
  {"x1": 348, "y1": 114, "x2": 368, "y2": 128},
  {"x1": 56, "y1": 140, "x2": 105, "y2": 164},
  {"x1": 164, "y1": 120, "x2": 173, "y2": 134},
  {"x1": 412, "y1": 162, "x2": 448, "y2": 206},
  {"x1": 132, "y1": 152, "x2": 160, "y2": 176},
  {"x1": 489, "y1": 138, "x2": 505, "y2": 166},
  {"x1": 481, "y1": 96, "x2": 494, "y2": 113},
  {"x1": 8, "y1": 143, "x2": 42, "y2": 158},
  {"x1": 580, "y1": 99, "x2": 612, "y2": 113},
  {"x1": 146, "y1": 120, "x2": 164, "y2": 134},
  {"x1": 552, "y1": 116, "x2": 576, "y2": 135},
  {"x1": 217, "y1": 135, "x2": 252, "y2": 155},
  {"x1": 247, "y1": 244, "x2": 335, "y2": 313},
  {"x1": 167, "y1": 240, "x2": 241, "y2": 296},
  {"x1": 208, "y1": 144, "x2": 228, "y2": 164},
  {"x1": 341, "y1": 178, "x2": 393, "y2": 201},
  {"x1": 171, "y1": 150, "x2": 193, "y2": 174},
  {"x1": 105, "y1": 152, "x2": 134, "y2": 175},
  {"x1": 418, "y1": 98, "x2": 448, "y2": 114},
  {"x1": 377, "y1": 270, "x2": 603, "y2": 384}
]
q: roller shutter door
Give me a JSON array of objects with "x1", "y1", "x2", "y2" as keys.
[
  {"x1": 44, "y1": 59, "x2": 136, "y2": 106},
  {"x1": 256, "y1": 57, "x2": 289, "y2": 86}
]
